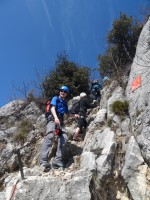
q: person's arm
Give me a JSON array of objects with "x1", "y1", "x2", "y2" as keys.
[
  {"x1": 65, "y1": 111, "x2": 80, "y2": 119},
  {"x1": 51, "y1": 106, "x2": 60, "y2": 126},
  {"x1": 99, "y1": 83, "x2": 102, "y2": 90},
  {"x1": 69, "y1": 113, "x2": 80, "y2": 118},
  {"x1": 85, "y1": 98, "x2": 96, "y2": 109}
]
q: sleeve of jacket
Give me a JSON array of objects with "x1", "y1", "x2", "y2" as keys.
[
  {"x1": 99, "y1": 83, "x2": 102, "y2": 90},
  {"x1": 85, "y1": 98, "x2": 96, "y2": 109}
]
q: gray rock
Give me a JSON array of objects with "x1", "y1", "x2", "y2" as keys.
[
  {"x1": 80, "y1": 152, "x2": 96, "y2": 171},
  {"x1": 122, "y1": 136, "x2": 144, "y2": 181}
]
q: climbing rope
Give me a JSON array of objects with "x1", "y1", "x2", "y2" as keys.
[{"x1": 9, "y1": 178, "x2": 19, "y2": 200}]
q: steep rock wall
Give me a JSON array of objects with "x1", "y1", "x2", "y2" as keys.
[{"x1": 126, "y1": 17, "x2": 150, "y2": 164}]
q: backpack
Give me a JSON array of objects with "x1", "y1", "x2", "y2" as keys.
[
  {"x1": 91, "y1": 83, "x2": 102, "y2": 94},
  {"x1": 93, "y1": 84, "x2": 100, "y2": 91},
  {"x1": 45, "y1": 96, "x2": 59, "y2": 119},
  {"x1": 70, "y1": 100, "x2": 80, "y2": 114}
]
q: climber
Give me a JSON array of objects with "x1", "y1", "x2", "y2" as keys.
[
  {"x1": 40, "y1": 85, "x2": 79, "y2": 172},
  {"x1": 89, "y1": 79, "x2": 102, "y2": 101},
  {"x1": 103, "y1": 76, "x2": 109, "y2": 86},
  {"x1": 73, "y1": 92, "x2": 97, "y2": 141}
]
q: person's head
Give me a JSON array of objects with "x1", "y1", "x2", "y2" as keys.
[
  {"x1": 103, "y1": 76, "x2": 109, "y2": 82},
  {"x1": 59, "y1": 85, "x2": 69, "y2": 99},
  {"x1": 80, "y1": 92, "x2": 87, "y2": 98},
  {"x1": 93, "y1": 79, "x2": 98, "y2": 83}
]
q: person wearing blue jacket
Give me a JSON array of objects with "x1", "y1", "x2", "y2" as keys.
[
  {"x1": 40, "y1": 86, "x2": 79, "y2": 172},
  {"x1": 90, "y1": 80, "x2": 102, "y2": 101}
]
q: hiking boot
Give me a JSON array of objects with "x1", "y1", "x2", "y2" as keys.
[
  {"x1": 52, "y1": 160, "x2": 65, "y2": 169},
  {"x1": 43, "y1": 165, "x2": 51, "y2": 172},
  {"x1": 41, "y1": 163, "x2": 51, "y2": 172}
]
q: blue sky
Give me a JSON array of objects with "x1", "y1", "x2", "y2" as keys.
[{"x1": 0, "y1": 0, "x2": 149, "y2": 107}]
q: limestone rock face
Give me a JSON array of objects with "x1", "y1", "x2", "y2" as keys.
[
  {"x1": 8, "y1": 170, "x2": 92, "y2": 200},
  {"x1": 0, "y1": 100, "x2": 44, "y2": 173},
  {"x1": 126, "y1": 17, "x2": 150, "y2": 165},
  {"x1": 124, "y1": 16, "x2": 150, "y2": 200}
]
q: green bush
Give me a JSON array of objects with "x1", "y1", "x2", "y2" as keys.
[
  {"x1": 111, "y1": 100, "x2": 129, "y2": 116},
  {"x1": 41, "y1": 52, "x2": 90, "y2": 99},
  {"x1": 13, "y1": 120, "x2": 33, "y2": 144}
]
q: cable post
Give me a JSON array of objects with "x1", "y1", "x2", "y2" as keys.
[{"x1": 15, "y1": 149, "x2": 24, "y2": 180}]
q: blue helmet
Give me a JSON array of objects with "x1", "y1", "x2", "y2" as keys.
[
  {"x1": 103, "y1": 76, "x2": 109, "y2": 82},
  {"x1": 60, "y1": 85, "x2": 69, "y2": 93}
]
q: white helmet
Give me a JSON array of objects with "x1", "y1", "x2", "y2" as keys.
[{"x1": 80, "y1": 92, "x2": 87, "y2": 97}]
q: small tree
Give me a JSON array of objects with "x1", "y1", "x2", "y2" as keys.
[
  {"x1": 98, "y1": 13, "x2": 143, "y2": 81},
  {"x1": 42, "y1": 52, "x2": 90, "y2": 99}
]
